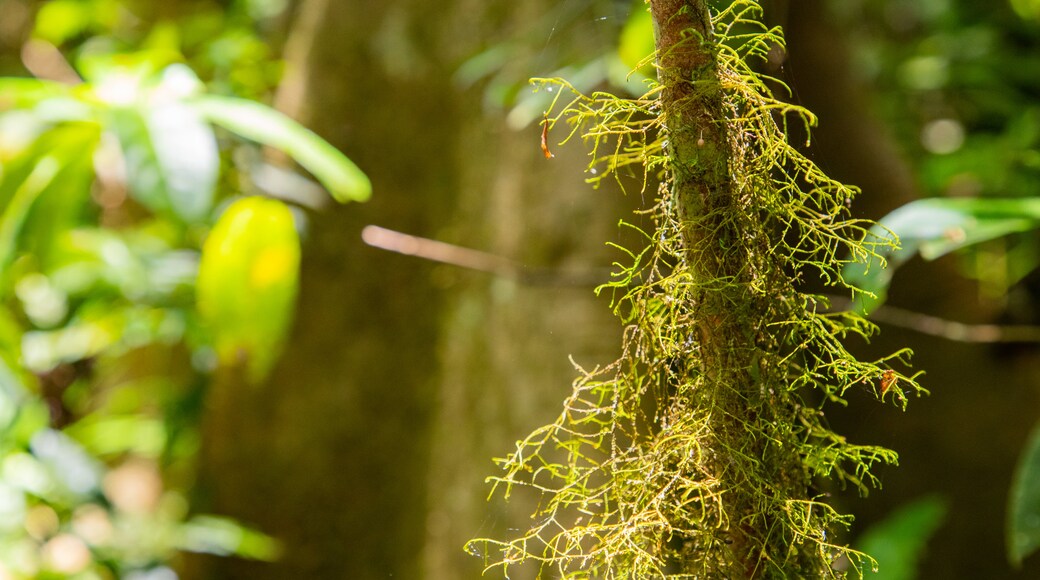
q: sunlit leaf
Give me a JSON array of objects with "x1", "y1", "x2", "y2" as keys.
[
  {"x1": 34, "y1": 0, "x2": 93, "y2": 45},
  {"x1": 179, "y1": 515, "x2": 282, "y2": 560},
  {"x1": 146, "y1": 102, "x2": 218, "y2": 220},
  {"x1": 30, "y1": 429, "x2": 103, "y2": 498},
  {"x1": 110, "y1": 102, "x2": 218, "y2": 222},
  {"x1": 843, "y1": 198, "x2": 1040, "y2": 314},
  {"x1": 65, "y1": 415, "x2": 166, "y2": 457},
  {"x1": 618, "y1": 4, "x2": 655, "y2": 74},
  {"x1": 189, "y1": 95, "x2": 371, "y2": 203},
  {"x1": 22, "y1": 317, "x2": 119, "y2": 372},
  {"x1": 857, "y1": 496, "x2": 947, "y2": 579},
  {"x1": 196, "y1": 196, "x2": 300, "y2": 382},
  {"x1": 0, "y1": 152, "x2": 68, "y2": 279},
  {"x1": 1009, "y1": 419, "x2": 1040, "y2": 567},
  {"x1": 0, "y1": 78, "x2": 69, "y2": 110},
  {"x1": 17, "y1": 124, "x2": 100, "y2": 268}
]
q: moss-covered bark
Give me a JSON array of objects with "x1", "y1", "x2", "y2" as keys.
[
  {"x1": 649, "y1": 1, "x2": 817, "y2": 575},
  {"x1": 473, "y1": 2, "x2": 923, "y2": 578}
]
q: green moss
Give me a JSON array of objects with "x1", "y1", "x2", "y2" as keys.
[{"x1": 467, "y1": 2, "x2": 925, "y2": 577}]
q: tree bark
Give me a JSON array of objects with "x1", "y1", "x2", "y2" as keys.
[
  {"x1": 187, "y1": 1, "x2": 464, "y2": 577},
  {"x1": 187, "y1": 1, "x2": 628, "y2": 579},
  {"x1": 647, "y1": 1, "x2": 826, "y2": 575}
]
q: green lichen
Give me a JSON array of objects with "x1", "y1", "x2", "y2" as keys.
[{"x1": 467, "y1": 2, "x2": 925, "y2": 577}]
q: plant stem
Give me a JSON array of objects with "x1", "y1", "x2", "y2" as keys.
[{"x1": 649, "y1": 1, "x2": 776, "y2": 575}]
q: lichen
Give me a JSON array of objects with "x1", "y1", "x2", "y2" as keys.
[{"x1": 467, "y1": 2, "x2": 925, "y2": 577}]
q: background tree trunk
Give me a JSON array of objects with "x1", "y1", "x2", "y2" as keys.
[{"x1": 187, "y1": 1, "x2": 629, "y2": 578}]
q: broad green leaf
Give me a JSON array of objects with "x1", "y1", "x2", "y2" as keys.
[
  {"x1": 17, "y1": 124, "x2": 100, "y2": 269},
  {"x1": 1009, "y1": 419, "x2": 1040, "y2": 567},
  {"x1": 110, "y1": 102, "x2": 218, "y2": 222},
  {"x1": 189, "y1": 95, "x2": 371, "y2": 203},
  {"x1": 196, "y1": 197, "x2": 300, "y2": 383},
  {"x1": 857, "y1": 496, "x2": 947, "y2": 579},
  {"x1": 30, "y1": 429, "x2": 103, "y2": 498},
  {"x1": 64, "y1": 415, "x2": 166, "y2": 457},
  {"x1": 844, "y1": 198, "x2": 1040, "y2": 314},
  {"x1": 146, "y1": 102, "x2": 218, "y2": 220}
]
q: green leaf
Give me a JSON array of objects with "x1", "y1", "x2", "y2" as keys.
[
  {"x1": 64, "y1": 415, "x2": 166, "y2": 457},
  {"x1": 196, "y1": 196, "x2": 301, "y2": 383},
  {"x1": 618, "y1": 4, "x2": 655, "y2": 74},
  {"x1": 34, "y1": 0, "x2": 93, "y2": 45},
  {"x1": 179, "y1": 515, "x2": 282, "y2": 560},
  {"x1": 110, "y1": 102, "x2": 218, "y2": 222},
  {"x1": 18, "y1": 125, "x2": 100, "y2": 268},
  {"x1": 146, "y1": 102, "x2": 219, "y2": 220},
  {"x1": 1009, "y1": 419, "x2": 1040, "y2": 567},
  {"x1": 843, "y1": 198, "x2": 1040, "y2": 314},
  {"x1": 857, "y1": 496, "x2": 948, "y2": 579},
  {"x1": 0, "y1": 159, "x2": 60, "y2": 272},
  {"x1": 189, "y1": 95, "x2": 371, "y2": 203},
  {"x1": 0, "y1": 78, "x2": 69, "y2": 109},
  {"x1": 0, "y1": 125, "x2": 100, "y2": 277}
]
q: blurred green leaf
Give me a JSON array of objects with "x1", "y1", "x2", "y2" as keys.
[
  {"x1": 1009, "y1": 419, "x2": 1040, "y2": 567},
  {"x1": 30, "y1": 429, "x2": 103, "y2": 498},
  {"x1": 65, "y1": 415, "x2": 166, "y2": 457},
  {"x1": 857, "y1": 496, "x2": 948, "y2": 579},
  {"x1": 34, "y1": 0, "x2": 93, "y2": 45},
  {"x1": 179, "y1": 515, "x2": 281, "y2": 560},
  {"x1": 110, "y1": 102, "x2": 218, "y2": 222},
  {"x1": 843, "y1": 198, "x2": 1040, "y2": 314},
  {"x1": 146, "y1": 102, "x2": 218, "y2": 220},
  {"x1": 190, "y1": 95, "x2": 371, "y2": 203},
  {"x1": 618, "y1": 4, "x2": 655, "y2": 74},
  {"x1": 0, "y1": 159, "x2": 61, "y2": 275},
  {"x1": 0, "y1": 78, "x2": 69, "y2": 110},
  {"x1": 196, "y1": 196, "x2": 300, "y2": 382},
  {"x1": 17, "y1": 125, "x2": 100, "y2": 269}
]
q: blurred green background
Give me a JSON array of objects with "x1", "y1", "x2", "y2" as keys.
[{"x1": 3, "y1": 0, "x2": 1040, "y2": 578}]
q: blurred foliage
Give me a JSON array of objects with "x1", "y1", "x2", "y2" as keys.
[
  {"x1": 845, "y1": 198, "x2": 1040, "y2": 314},
  {"x1": 458, "y1": 0, "x2": 653, "y2": 130},
  {"x1": 196, "y1": 197, "x2": 299, "y2": 383},
  {"x1": 855, "y1": 496, "x2": 948, "y2": 580},
  {"x1": 832, "y1": 0, "x2": 1040, "y2": 569},
  {"x1": 834, "y1": 0, "x2": 1040, "y2": 298},
  {"x1": 1010, "y1": 422, "x2": 1040, "y2": 568},
  {"x1": 0, "y1": 0, "x2": 367, "y2": 576},
  {"x1": 27, "y1": 0, "x2": 288, "y2": 98}
]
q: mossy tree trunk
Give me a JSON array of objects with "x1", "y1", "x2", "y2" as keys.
[
  {"x1": 462, "y1": 2, "x2": 917, "y2": 577},
  {"x1": 649, "y1": 1, "x2": 784, "y2": 575}
]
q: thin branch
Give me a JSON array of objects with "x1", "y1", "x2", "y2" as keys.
[
  {"x1": 21, "y1": 39, "x2": 81, "y2": 85},
  {"x1": 826, "y1": 295, "x2": 1040, "y2": 343},
  {"x1": 360, "y1": 225, "x2": 609, "y2": 287},
  {"x1": 363, "y1": 225, "x2": 1040, "y2": 343}
]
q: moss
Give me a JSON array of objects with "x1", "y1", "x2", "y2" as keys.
[{"x1": 467, "y1": 2, "x2": 925, "y2": 577}]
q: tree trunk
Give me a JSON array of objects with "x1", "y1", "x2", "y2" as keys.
[
  {"x1": 187, "y1": 1, "x2": 628, "y2": 579},
  {"x1": 649, "y1": 2, "x2": 769, "y2": 575},
  {"x1": 643, "y1": 1, "x2": 900, "y2": 575},
  {"x1": 187, "y1": 1, "x2": 464, "y2": 577}
]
